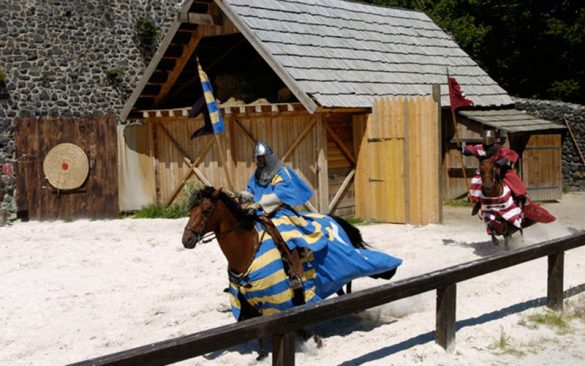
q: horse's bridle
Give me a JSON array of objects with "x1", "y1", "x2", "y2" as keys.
[
  {"x1": 480, "y1": 156, "x2": 498, "y2": 190},
  {"x1": 184, "y1": 199, "x2": 217, "y2": 244},
  {"x1": 183, "y1": 197, "x2": 246, "y2": 244}
]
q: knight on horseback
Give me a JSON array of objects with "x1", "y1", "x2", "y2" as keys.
[
  {"x1": 237, "y1": 141, "x2": 401, "y2": 301},
  {"x1": 463, "y1": 129, "x2": 529, "y2": 216}
]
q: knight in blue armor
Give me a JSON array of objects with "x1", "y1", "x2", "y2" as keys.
[
  {"x1": 231, "y1": 142, "x2": 402, "y2": 310},
  {"x1": 245, "y1": 141, "x2": 313, "y2": 215}
]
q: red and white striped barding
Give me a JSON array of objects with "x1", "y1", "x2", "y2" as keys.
[
  {"x1": 480, "y1": 184, "x2": 523, "y2": 229},
  {"x1": 468, "y1": 170, "x2": 482, "y2": 204}
]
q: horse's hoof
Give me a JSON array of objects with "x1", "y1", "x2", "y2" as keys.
[
  {"x1": 491, "y1": 235, "x2": 499, "y2": 246},
  {"x1": 256, "y1": 350, "x2": 268, "y2": 361},
  {"x1": 313, "y1": 335, "x2": 323, "y2": 349}
]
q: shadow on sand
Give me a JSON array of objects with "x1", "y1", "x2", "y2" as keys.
[{"x1": 338, "y1": 283, "x2": 585, "y2": 365}]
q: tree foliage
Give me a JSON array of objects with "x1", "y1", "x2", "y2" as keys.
[{"x1": 359, "y1": 0, "x2": 585, "y2": 103}]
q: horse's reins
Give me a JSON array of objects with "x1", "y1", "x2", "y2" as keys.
[{"x1": 185, "y1": 196, "x2": 306, "y2": 306}]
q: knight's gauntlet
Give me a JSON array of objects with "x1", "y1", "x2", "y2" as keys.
[{"x1": 239, "y1": 190, "x2": 254, "y2": 203}]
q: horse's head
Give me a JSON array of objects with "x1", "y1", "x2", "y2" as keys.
[
  {"x1": 182, "y1": 186, "x2": 222, "y2": 249},
  {"x1": 479, "y1": 156, "x2": 498, "y2": 192}
]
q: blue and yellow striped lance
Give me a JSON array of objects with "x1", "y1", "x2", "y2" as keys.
[{"x1": 197, "y1": 62, "x2": 224, "y2": 134}]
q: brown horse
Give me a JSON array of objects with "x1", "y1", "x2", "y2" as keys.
[
  {"x1": 181, "y1": 186, "x2": 396, "y2": 303},
  {"x1": 181, "y1": 186, "x2": 399, "y2": 358},
  {"x1": 478, "y1": 157, "x2": 535, "y2": 247}
]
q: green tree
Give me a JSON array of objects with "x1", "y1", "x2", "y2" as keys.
[{"x1": 362, "y1": 0, "x2": 585, "y2": 103}]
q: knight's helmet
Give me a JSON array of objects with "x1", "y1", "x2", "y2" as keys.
[
  {"x1": 483, "y1": 129, "x2": 499, "y2": 146},
  {"x1": 254, "y1": 141, "x2": 273, "y2": 159}
]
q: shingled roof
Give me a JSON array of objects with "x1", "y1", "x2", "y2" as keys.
[
  {"x1": 218, "y1": 0, "x2": 513, "y2": 110},
  {"x1": 121, "y1": 0, "x2": 515, "y2": 121}
]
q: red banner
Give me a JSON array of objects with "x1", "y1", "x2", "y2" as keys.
[{"x1": 448, "y1": 76, "x2": 474, "y2": 112}]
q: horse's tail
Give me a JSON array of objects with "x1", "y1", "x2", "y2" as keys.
[{"x1": 331, "y1": 215, "x2": 368, "y2": 249}]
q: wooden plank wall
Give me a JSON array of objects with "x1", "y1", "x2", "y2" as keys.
[
  {"x1": 355, "y1": 96, "x2": 440, "y2": 224},
  {"x1": 144, "y1": 111, "x2": 321, "y2": 208},
  {"x1": 521, "y1": 134, "x2": 562, "y2": 201},
  {"x1": 326, "y1": 113, "x2": 355, "y2": 216},
  {"x1": 14, "y1": 115, "x2": 119, "y2": 220}
]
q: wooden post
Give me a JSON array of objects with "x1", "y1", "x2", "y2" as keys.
[
  {"x1": 432, "y1": 84, "x2": 443, "y2": 223},
  {"x1": 272, "y1": 332, "x2": 295, "y2": 366},
  {"x1": 547, "y1": 252, "x2": 564, "y2": 311},
  {"x1": 436, "y1": 283, "x2": 456, "y2": 352}
]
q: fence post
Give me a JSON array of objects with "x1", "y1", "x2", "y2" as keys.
[
  {"x1": 272, "y1": 331, "x2": 295, "y2": 366},
  {"x1": 547, "y1": 252, "x2": 564, "y2": 311},
  {"x1": 436, "y1": 283, "x2": 457, "y2": 352}
]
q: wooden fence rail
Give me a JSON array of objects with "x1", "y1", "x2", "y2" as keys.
[{"x1": 70, "y1": 231, "x2": 585, "y2": 366}]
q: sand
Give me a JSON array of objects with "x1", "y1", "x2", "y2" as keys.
[{"x1": 1, "y1": 192, "x2": 585, "y2": 365}]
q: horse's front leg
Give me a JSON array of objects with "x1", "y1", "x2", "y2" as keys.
[
  {"x1": 256, "y1": 338, "x2": 269, "y2": 360},
  {"x1": 297, "y1": 328, "x2": 323, "y2": 349}
]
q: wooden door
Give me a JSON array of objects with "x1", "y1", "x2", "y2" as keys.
[
  {"x1": 14, "y1": 115, "x2": 119, "y2": 220},
  {"x1": 355, "y1": 96, "x2": 440, "y2": 224},
  {"x1": 521, "y1": 134, "x2": 562, "y2": 201}
]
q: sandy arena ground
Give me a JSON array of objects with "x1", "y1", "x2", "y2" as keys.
[{"x1": 1, "y1": 192, "x2": 585, "y2": 365}]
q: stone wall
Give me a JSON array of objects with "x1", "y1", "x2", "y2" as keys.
[
  {"x1": 0, "y1": 0, "x2": 182, "y2": 224},
  {"x1": 515, "y1": 98, "x2": 585, "y2": 192}
]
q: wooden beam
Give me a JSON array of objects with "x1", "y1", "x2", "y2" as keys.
[
  {"x1": 185, "y1": 157, "x2": 212, "y2": 186},
  {"x1": 328, "y1": 169, "x2": 355, "y2": 214},
  {"x1": 282, "y1": 117, "x2": 317, "y2": 161},
  {"x1": 178, "y1": 12, "x2": 222, "y2": 26},
  {"x1": 325, "y1": 124, "x2": 355, "y2": 165},
  {"x1": 316, "y1": 114, "x2": 329, "y2": 213},
  {"x1": 233, "y1": 118, "x2": 257, "y2": 144},
  {"x1": 157, "y1": 124, "x2": 214, "y2": 206},
  {"x1": 166, "y1": 38, "x2": 246, "y2": 102},
  {"x1": 215, "y1": 0, "x2": 318, "y2": 113},
  {"x1": 155, "y1": 29, "x2": 201, "y2": 106},
  {"x1": 119, "y1": 0, "x2": 194, "y2": 122}
]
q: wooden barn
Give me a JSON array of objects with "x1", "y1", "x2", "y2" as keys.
[{"x1": 119, "y1": 0, "x2": 566, "y2": 224}]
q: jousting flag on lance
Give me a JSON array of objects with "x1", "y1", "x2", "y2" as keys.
[{"x1": 447, "y1": 70, "x2": 475, "y2": 188}]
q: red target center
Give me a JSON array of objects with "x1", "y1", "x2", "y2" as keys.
[{"x1": 62, "y1": 162, "x2": 69, "y2": 171}]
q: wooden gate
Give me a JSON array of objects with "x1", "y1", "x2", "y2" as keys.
[
  {"x1": 521, "y1": 134, "x2": 563, "y2": 201},
  {"x1": 355, "y1": 96, "x2": 441, "y2": 224},
  {"x1": 14, "y1": 115, "x2": 119, "y2": 220}
]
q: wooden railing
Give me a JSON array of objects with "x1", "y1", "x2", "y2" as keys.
[{"x1": 70, "y1": 231, "x2": 585, "y2": 366}]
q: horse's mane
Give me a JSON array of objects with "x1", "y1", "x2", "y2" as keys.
[{"x1": 189, "y1": 186, "x2": 256, "y2": 230}]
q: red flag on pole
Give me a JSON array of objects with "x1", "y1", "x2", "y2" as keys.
[{"x1": 448, "y1": 76, "x2": 474, "y2": 113}]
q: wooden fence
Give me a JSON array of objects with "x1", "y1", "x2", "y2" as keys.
[{"x1": 69, "y1": 231, "x2": 585, "y2": 366}]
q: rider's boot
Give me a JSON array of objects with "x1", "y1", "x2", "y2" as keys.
[{"x1": 471, "y1": 202, "x2": 481, "y2": 216}]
